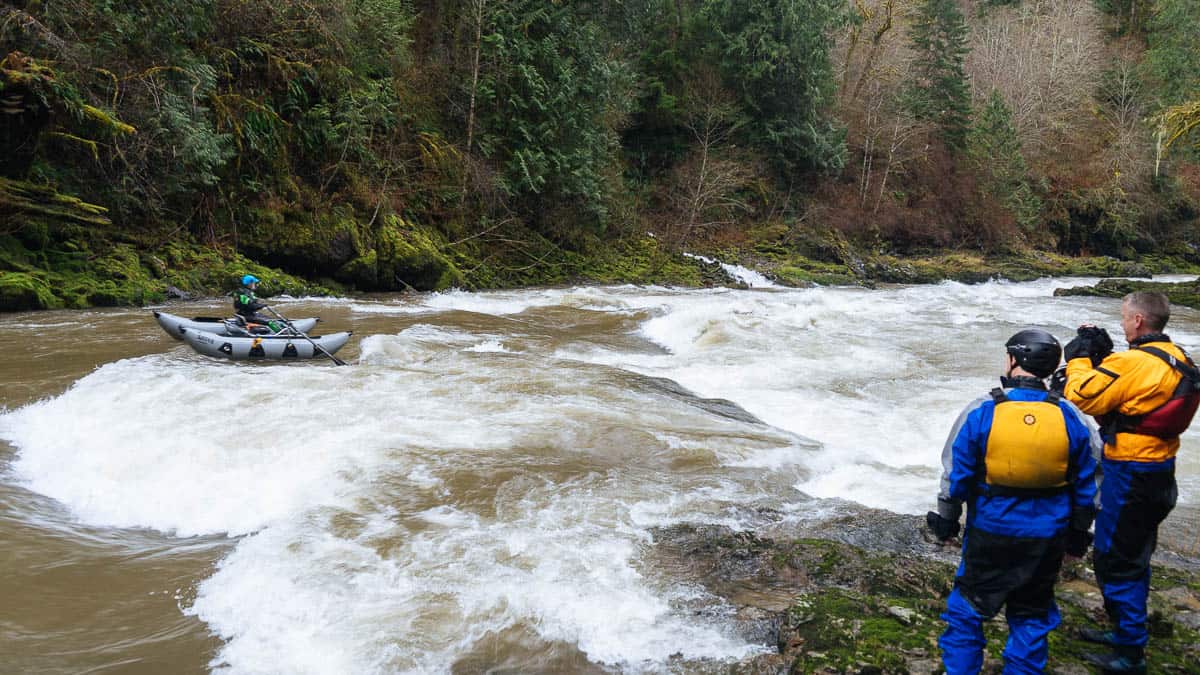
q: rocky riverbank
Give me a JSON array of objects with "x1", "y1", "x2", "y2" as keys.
[
  {"x1": 4, "y1": 174, "x2": 1200, "y2": 311},
  {"x1": 8, "y1": 166, "x2": 1200, "y2": 311},
  {"x1": 1055, "y1": 277, "x2": 1200, "y2": 311},
  {"x1": 6, "y1": 224, "x2": 1200, "y2": 313},
  {"x1": 643, "y1": 501, "x2": 1200, "y2": 673}
]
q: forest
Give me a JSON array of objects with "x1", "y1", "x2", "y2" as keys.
[{"x1": 1, "y1": 0, "x2": 1199, "y2": 309}]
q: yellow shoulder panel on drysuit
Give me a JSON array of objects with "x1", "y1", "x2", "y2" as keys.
[
  {"x1": 1065, "y1": 344, "x2": 1185, "y2": 462},
  {"x1": 984, "y1": 400, "x2": 1070, "y2": 489}
]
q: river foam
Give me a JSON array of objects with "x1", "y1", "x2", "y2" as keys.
[{"x1": 3, "y1": 276, "x2": 1198, "y2": 673}]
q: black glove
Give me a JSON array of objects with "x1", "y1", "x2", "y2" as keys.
[
  {"x1": 1048, "y1": 366, "x2": 1068, "y2": 394},
  {"x1": 1063, "y1": 326, "x2": 1114, "y2": 366},
  {"x1": 1065, "y1": 529, "x2": 1093, "y2": 557},
  {"x1": 926, "y1": 511, "x2": 961, "y2": 542}
]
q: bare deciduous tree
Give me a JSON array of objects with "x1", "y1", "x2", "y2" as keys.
[
  {"x1": 461, "y1": 0, "x2": 485, "y2": 204},
  {"x1": 833, "y1": 1, "x2": 930, "y2": 214},
  {"x1": 854, "y1": 78, "x2": 931, "y2": 213},
  {"x1": 965, "y1": 0, "x2": 1105, "y2": 161},
  {"x1": 663, "y1": 69, "x2": 753, "y2": 246},
  {"x1": 1100, "y1": 55, "x2": 1155, "y2": 192},
  {"x1": 838, "y1": 0, "x2": 909, "y2": 107}
]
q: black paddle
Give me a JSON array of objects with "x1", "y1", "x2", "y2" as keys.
[{"x1": 265, "y1": 305, "x2": 348, "y2": 366}]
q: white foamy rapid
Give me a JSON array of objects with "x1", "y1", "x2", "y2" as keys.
[
  {"x1": 683, "y1": 253, "x2": 780, "y2": 288},
  {"x1": 3, "y1": 275, "x2": 1198, "y2": 673}
]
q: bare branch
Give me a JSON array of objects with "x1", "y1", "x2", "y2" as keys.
[
  {"x1": 0, "y1": 7, "x2": 71, "y2": 57},
  {"x1": 965, "y1": 0, "x2": 1105, "y2": 160}
]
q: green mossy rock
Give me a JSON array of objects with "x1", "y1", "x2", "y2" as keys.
[
  {"x1": 336, "y1": 216, "x2": 463, "y2": 291},
  {"x1": 0, "y1": 271, "x2": 61, "y2": 310},
  {"x1": 373, "y1": 216, "x2": 463, "y2": 291},
  {"x1": 241, "y1": 205, "x2": 363, "y2": 275},
  {"x1": 771, "y1": 266, "x2": 856, "y2": 286},
  {"x1": 0, "y1": 234, "x2": 37, "y2": 272},
  {"x1": 1054, "y1": 278, "x2": 1200, "y2": 310},
  {"x1": 567, "y1": 236, "x2": 705, "y2": 287},
  {"x1": 653, "y1": 518, "x2": 1200, "y2": 674},
  {"x1": 0, "y1": 177, "x2": 109, "y2": 226},
  {"x1": 241, "y1": 203, "x2": 463, "y2": 292},
  {"x1": 337, "y1": 248, "x2": 379, "y2": 289},
  {"x1": 0, "y1": 230, "x2": 329, "y2": 311},
  {"x1": 154, "y1": 242, "x2": 327, "y2": 298}
]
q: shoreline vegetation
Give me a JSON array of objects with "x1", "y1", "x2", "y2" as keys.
[
  {"x1": 2, "y1": 174, "x2": 1199, "y2": 311},
  {"x1": 4, "y1": 1, "x2": 1200, "y2": 312},
  {"x1": 5, "y1": 219, "x2": 1200, "y2": 311}
]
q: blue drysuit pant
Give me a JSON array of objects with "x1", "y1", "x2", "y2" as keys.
[
  {"x1": 940, "y1": 528, "x2": 1065, "y2": 674},
  {"x1": 1093, "y1": 459, "x2": 1177, "y2": 648},
  {"x1": 941, "y1": 588, "x2": 1061, "y2": 674}
]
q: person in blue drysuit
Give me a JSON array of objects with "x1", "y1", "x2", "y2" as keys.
[{"x1": 927, "y1": 328, "x2": 1100, "y2": 674}]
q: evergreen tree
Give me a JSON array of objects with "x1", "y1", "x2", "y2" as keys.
[
  {"x1": 968, "y1": 90, "x2": 1042, "y2": 233},
  {"x1": 473, "y1": 1, "x2": 635, "y2": 234},
  {"x1": 701, "y1": 0, "x2": 849, "y2": 175},
  {"x1": 906, "y1": 0, "x2": 972, "y2": 151},
  {"x1": 1094, "y1": 0, "x2": 1149, "y2": 36},
  {"x1": 1143, "y1": 0, "x2": 1200, "y2": 109}
]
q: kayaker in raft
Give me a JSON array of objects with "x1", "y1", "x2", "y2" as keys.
[{"x1": 232, "y1": 275, "x2": 281, "y2": 332}]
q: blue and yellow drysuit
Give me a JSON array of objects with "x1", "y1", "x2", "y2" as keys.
[
  {"x1": 937, "y1": 377, "x2": 1099, "y2": 674},
  {"x1": 1064, "y1": 334, "x2": 1192, "y2": 653}
]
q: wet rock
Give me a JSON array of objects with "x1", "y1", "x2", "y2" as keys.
[
  {"x1": 648, "y1": 505, "x2": 1200, "y2": 674},
  {"x1": 886, "y1": 606, "x2": 916, "y2": 625},
  {"x1": 624, "y1": 373, "x2": 768, "y2": 425},
  {"x1": 1058, "y1": 578, "x2": 1105, "y2": 615},
  {"x1": 1053, "y1": 277, "x2": 1200, "y2": 310},
  {"x1": 734, "y1": 605, "x2": 783, "y2": 645},
  {"x1": 1174, "y1": 611, "x2": 1200, "y2": 631},
  {"x1": 1156, "y1": 586, "x2": 1200, "y2": 612},
  {"x1": 165, "y1": 285, "x2": 192, "y2": 300}
]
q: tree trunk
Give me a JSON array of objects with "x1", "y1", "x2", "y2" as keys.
[{"x1": 461, "y1": 0, "x2": 485, "y2": 203}]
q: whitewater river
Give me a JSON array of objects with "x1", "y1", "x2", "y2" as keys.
[{"x1": 2, "y1": 276, "x2": 1198, "y2": 673}]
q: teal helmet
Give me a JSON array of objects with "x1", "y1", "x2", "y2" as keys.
[{"x1": 242, "y1": 274, "x2": 260, "y2": 286}]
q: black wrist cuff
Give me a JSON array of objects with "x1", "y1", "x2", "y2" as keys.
[
  {"x1": 937, "y1": 498, "x2": 962, "y2": 522},
  {"x1": 1070, "y1": 505, "x2": 1096, "y2": 531}
]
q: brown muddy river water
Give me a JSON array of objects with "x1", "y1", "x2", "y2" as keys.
[{"x1": 2, "y1": 279, "x2": 1198, "y2": 673}]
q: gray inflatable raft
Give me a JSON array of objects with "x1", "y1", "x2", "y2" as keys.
[
  {"x1": 154, "y1": 311, "x2": 319, "y2": 340},
  {"x1": 180, "y1": 327, "x2": 352, "y2": 361}
]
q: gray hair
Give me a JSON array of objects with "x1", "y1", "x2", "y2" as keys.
[{"x1": 1124, "y1": 291, "x2": 1170, "y2": 331}]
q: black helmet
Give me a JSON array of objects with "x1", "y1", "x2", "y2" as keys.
[{"x1": 1005, "y1": 329, "x2": 1062, "y2": 378}]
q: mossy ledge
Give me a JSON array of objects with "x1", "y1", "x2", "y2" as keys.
[
  {"x1": 646, "y1": 507, "x2": 1200, "y2": 674},
  {"x1": 4, "y1": 176, "x2": 1200, "y2": 312},
  {"x1": 0, "y1": 236, "x2": 327, "y2": 311},
  {"x1": 705, "y1": 220, "x2": 1200, "y2": 288},
  {"x1": 1054, "y1": 278, "x2": 1200, "y2": 310}
]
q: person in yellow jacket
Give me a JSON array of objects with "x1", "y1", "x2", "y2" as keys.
[{"x1": 1061, "y1": 291, "x2": 1198, "y2": 674}]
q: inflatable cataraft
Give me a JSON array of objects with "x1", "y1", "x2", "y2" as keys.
[
  {"x1": 153, "y1": 311, "x2": 319, "y2": 340},
  {"x1": 180, "y1": 327, "x2": 353, "y2": 361}
]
